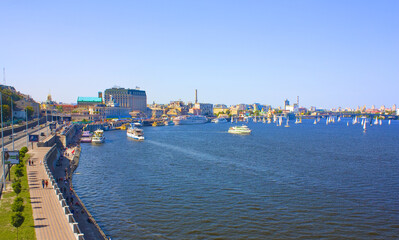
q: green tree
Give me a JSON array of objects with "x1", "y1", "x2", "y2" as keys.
[
  {"x1": 56, "y1": 105, "x2": 63, "y2": 112},
  {"x1": 12, "y1": 200, "x2": 24, "y2": 212},
  {"x1": 11, "y1": 212, "x2": 25, "y2": 240},
  {"x1": 25, "y1": 106, "x2": 34, "y2": 119},
  {"x1": 12, "y1": 182, "x2": 21, "y2": 195},
  {"x1": 2, "y1": 104, "x2": 11, "y2": 120},
  {"x1": 20, "y1": 147, "x2": 28, "y2": 154},
  {"x1": 15, "y1": 166, "x2": 24, "y2": 179}
]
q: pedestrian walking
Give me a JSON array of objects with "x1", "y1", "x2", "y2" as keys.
[
  {"x1": 45, "y1": 180, "x2": 48, "y2": 188},
  {"x1": 41, "y1": 179, "x2": 45, "y2": 188}
]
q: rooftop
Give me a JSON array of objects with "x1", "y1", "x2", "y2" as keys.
[{"x1": 77, "y1": 97, "x2": 102, "y2": 103}]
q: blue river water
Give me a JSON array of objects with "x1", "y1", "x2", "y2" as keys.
[{"x1": 73, "y1": 119, "x2": 399, "y2": 239}]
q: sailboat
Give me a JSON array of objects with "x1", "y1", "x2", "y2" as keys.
[
  {"x1": 363, "y1": 120, "x2": 367, "y2": 132},
  {"x1": 313, "y1": 119, "x2": 317, "y2": 125},
  {"x1": 338, "y1": 116, "x2": 341, "y2": 122},
  {"x1": 389, "y1": 120, "x2": 391, "y2": 125},
  {"x1": 267, "y1": 118, "x2": 271, "y2": 124},
  {"x1": 347, "y1": 122, "x2": 349, "y2": 126},
  {"x1": 379, "y1": 119, "x2": 382, "y2": 125},
  {"x1": 374, "y1": 118, "x2": 379, "y2": 125}
]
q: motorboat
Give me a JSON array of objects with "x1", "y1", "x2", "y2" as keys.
[
  {"x1": 212, "y1": 118, "x2": 228, "y2": 123},
  {"x1": 91, "y1": 129, "x2": 105, "y2": 144},
  {"x1": 80, "y1": 131, "x2": 92, "y2": 143},
  {"x1": 127, "y1": 124, "x2": 145, "y2": 140},
  {"x1": 228, "y1": 125, "x2": 252, "y2": 135}
]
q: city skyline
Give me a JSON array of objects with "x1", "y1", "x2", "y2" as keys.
[{"x1": 1, "y1": 1, "x2": 398, "y2": 109}]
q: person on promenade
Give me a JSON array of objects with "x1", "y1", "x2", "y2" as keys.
[
  {"x1": 45, "y1": 180, "x2": 48, "y2": 188},
  {"x1": 41, "y1": 179, "x2": 45, "y2": 188}
]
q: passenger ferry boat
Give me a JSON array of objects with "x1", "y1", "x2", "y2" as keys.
[
  {"x1": 173, "y1": 115, "x2": 208, "y2": 125},
  {"x1": 91, "y1": 129, "x2": 105, "y2": 144},
  {"x1": 127, "y1": 124, "x2": 144, "y2": 140},
  {"x1": 81, "y1": 131, "x2": 92, "y2": 143},
  {"x1": 228, "y1": 125, "x2": 252, "y2": 135}
]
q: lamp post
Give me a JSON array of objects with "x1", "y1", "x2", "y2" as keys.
[
  {"x1": 1, "y1": 92, "x2": 5, "y2": 191},
  {"x1": 11, "y1": 99, "x2": 14, "y2": 151},
  {"x1": 26, "y1": 108, "x2": 28, "y2": 148}
]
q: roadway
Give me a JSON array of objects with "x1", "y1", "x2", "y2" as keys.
[{"x1": 1, "y1": 125, "x2": 51, "y2": 189}]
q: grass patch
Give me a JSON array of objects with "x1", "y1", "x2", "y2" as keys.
[{"x1": 0, "y1": 154, "x2": 36, "y2": 240}]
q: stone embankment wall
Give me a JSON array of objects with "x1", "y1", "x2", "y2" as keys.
[
  {"x1": 59, "y1": 124, "x2": 80, "y2": 148},
  {"x1": 37, "y1": 134, "x2": 57, "y2": 147}
]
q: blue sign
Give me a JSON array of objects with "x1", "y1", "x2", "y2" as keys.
[{"x1": 29, "y1": 134, "x2": 39, "y2": 142}]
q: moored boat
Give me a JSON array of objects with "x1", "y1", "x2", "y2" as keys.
[
  {"x1": 173, "y1": 115, "x2": 208, "y2": 125},
  {"x1": 81, "y1": 131, "x2": 92, "y2": 143},
  {"x1": 212, "y1": 118, "x2": 228, "y2": 123},
  {"x1": 92, "y1": 129, "x2": 105, "y2": 144}
]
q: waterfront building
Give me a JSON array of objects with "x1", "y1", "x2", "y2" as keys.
[
  {"x1": 213, "y1": 104, "x2": 229, "y2": 115},
  {"x1": 230, "y1": 104, "x2": 246, "y2": 116},
  {"x1": 192, "y1": 103, "x2": 213, "y2": 116},
  {"x1": 104, "y1": 87, "x2": 147, "y2": 112},
  {"x1": 89, "y1": 105, "x2": 131, "y2": 119},
  {"x1": 284, "y1": 99, "x2": 299, "y2": 113}
]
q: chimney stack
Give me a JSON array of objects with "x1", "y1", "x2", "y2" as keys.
[{"x1": 195, "y1": 89, "x2": 198, "y2": 104}]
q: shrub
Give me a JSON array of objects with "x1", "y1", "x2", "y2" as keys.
[
  {"x1": 12, "y1": 200, "x2": 24, "y2": 212},
  {"x1": 12, "y1": 182, "x2": 21, "y2": 195}
]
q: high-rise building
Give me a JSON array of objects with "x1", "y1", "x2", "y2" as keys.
[{"x1": 104, "y1": 87, "x2": 147, "y2": 112}]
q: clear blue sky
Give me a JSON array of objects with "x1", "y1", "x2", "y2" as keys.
[{"x1": 1, "y1": 0, "x2": 398, "y2": 109}]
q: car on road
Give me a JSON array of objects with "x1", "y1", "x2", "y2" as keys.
[{"x1": 40, "y1": 132, "x2": 45, "y2": 136}]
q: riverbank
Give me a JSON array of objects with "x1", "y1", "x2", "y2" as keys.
[{"x1": 57, "y1": 128, "x2": 108, "y2": 240}]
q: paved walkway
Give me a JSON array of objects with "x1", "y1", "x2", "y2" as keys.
[{"x1": 27, "y1": 147, "x2": 76, "y2": 240}]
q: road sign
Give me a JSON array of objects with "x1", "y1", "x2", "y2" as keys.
[
  {"x1": 29, "y1": 134, "x2": 39, "y2": 142},
  {"x1": 4, "y1": 151, "x2": 20, "y2": 164}
]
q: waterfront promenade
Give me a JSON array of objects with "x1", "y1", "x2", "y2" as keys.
[{"x1": 27, "y1": 147, "x2": 76, "y2": 240}]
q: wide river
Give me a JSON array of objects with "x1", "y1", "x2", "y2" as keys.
[{"x1": 73, "y1": 119, "x2": 399, "y2": 239}]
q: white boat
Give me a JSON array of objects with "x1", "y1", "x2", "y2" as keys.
[
  {"x1": 91, "y1": 129, "x2": 105, "y2": 143},
  {"x1": 173, "y1": 115, "x2": 208, "y2": 125},
  {"x1": 212, "y1": 118, "x2": 228, "y2": 123},
  {"x1": 389, "y1": 120, "x2": 391, "y2": 125},
  {"x1": 228, "y1": 125, "x2": 252, "y2": 135},
  {"x1": 347, "y1": 122, "x2": 349, "y2": 126},
  {"x1": 363, "y1": 120, "x2": 367, "y2": 132},
  {"x1": 127, "y1": 125, "x2": 145, "y2": 140},
  {"x1": 133, "y1": 121, "x2": 143, "y2": 127},
  {"x1": 379, "y1": 119, "x2": 382, "y2": 125},
  {"x1": 81, "y1": 131, "x2": 92, "y2": 143},
  {"x1": 314, "y1": 119, "x2": 317, "y2": 125},
  {"x1": 374, "y1": 118, "x2": 379, "y2": 125}
]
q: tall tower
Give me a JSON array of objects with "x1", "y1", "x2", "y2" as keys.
[
  {"x1": 195, "y1": 89, "x2": 198, "y2": 104},
  {"x1": 297, "y1": 96, "x2": 299, "y2": 106}
]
